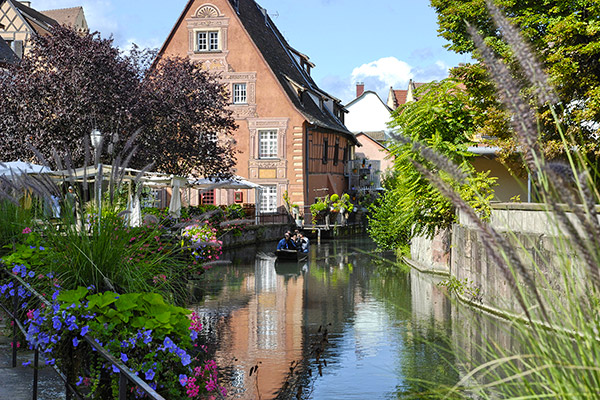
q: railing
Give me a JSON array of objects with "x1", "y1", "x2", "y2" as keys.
[
  {"x1": 0, "y1": 268, "x2": 166, "y2": 400},
  {"x1": 255, "y1": 211, "x2": 293, "y2": 225}
]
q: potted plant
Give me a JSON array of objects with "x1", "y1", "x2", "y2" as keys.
[{"x1": 296, "y1": 213, "x2": 304, "y2": 228}]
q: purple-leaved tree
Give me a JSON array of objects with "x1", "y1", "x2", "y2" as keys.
[{"x1": 0, "y1": 25, "x2": 236, "y2": 178}]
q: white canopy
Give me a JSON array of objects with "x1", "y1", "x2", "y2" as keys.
[
  {"x1": 0, "y1": 161, "x2": 53, "y2": 177},
  {"x1": 189, "y1": 176, "x2": 262, "y2": 190}
]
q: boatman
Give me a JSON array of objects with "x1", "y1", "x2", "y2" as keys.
[{"x1": 277, "y1": 232, "x2": 296, "y2": 250}]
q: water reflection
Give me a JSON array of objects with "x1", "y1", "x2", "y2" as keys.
[{"x1": 190, "y1": 237, "x2": 460, "y2": 399}]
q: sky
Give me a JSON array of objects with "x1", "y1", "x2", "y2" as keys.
[{"x1": 29, "y1": 0, "x2": 470, "y2": 104}]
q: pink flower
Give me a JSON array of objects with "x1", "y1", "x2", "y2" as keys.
[{"x1": 22, "y1": 227, "x2": 32, "y2": 234}]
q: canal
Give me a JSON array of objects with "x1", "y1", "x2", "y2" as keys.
[{"x1": 190, "y1": 236, "x2": 461, "y2": 399}]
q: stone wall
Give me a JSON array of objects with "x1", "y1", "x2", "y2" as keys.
[
  {"x1": 409, "y1": 229, "x2": 451, "y2": 274},
  {"x1": 221, "y1": 224, "x2": 289, "y2": 249},
  {"x1": 409, "y1": 203, "x2": 589, "y2": 317}
]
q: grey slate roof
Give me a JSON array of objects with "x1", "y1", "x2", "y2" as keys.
[
  {"x1": 235, "y1": 0, "x2": 354, "y2": 140},
  {"x1": 0, "y1": 36, "x2": 18, "y2": 65}
]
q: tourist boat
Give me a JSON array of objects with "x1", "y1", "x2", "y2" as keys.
[{"x1": 275, "y1": 249, "x2": 308, "y2": 261}]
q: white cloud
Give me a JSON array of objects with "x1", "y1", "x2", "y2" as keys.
[{"x1": 351, "y1": 56, "x2": 413, "y2": 93}]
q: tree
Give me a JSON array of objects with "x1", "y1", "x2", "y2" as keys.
[
  {"x1": 0, "y1": 25, "x2": 236, "y2": 178},
  {"x1": 368, "y1": 79, "x2": 496, "y2": 248},
  {"x1": 431, "y1": 0, "x2": 600, "y2": 161}
]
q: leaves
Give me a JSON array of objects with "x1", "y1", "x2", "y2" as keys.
[{"x1": 0, "y1": 26, "x2": 236, "y2": 178}]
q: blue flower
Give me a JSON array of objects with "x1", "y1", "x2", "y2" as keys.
[
  {"x1": 163, "y1": 336, "x2": 175, "y2": 351},
  {"x1": 120, "y1": 353, "x2": 128, "y2": 363},
  {"x1": 46, "y1": 273, "x2": 54, "y2": 278},
  {"x1": 145, "y1": 368, "x2": 155, "y2": 381},
  {"x1": 190, "y1": 331, "x2": 198, "y2": 341},
  {"x1": 143, "y1": 330, "x2": 153, "y2": 344},
  {"x1": 45, "y1": 358, "x2": 55, "y2": 365},
  {"x1": 52, "y1": 316, "x2": 62, "y2": 330},
  {"x1": 73, "y1": 337, "x2": 79, "y2": 347},
  {"x1": 180, "y1": 353, "x2": 191, "y2": 366},
  {"x1": 76, "y1": 376, "x2": 83, "y2": 386},
  {"x1": 22, "y1": 361, "x2": 31, "y2": 367},
  {"x1": 28, "y1": 271, "x2": 35, "y2": 278},
  {"x1": 178, "y1": 374, "x2": 187, "y2": 387},
  {"x1": 52, "y1": 290, "x2": 60, "y2": 301},
  {"x1": 112, "y1": 365, "x2": 120, "y2": 374},
  {"x1": 39, "y1": 246, "x2": 45, "y2": 251},
  {"x1": 80, "y1": 326, "x2": 89, "y2": 336}
]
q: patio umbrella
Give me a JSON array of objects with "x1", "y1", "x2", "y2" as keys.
[{"x1": 0, "y1": 161, "x2": 53, "y2": 177}]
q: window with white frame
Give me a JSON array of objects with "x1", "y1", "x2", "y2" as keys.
[
  {"x1": 260, "y1": 185, "x2": 277, "y2": 213},
  {"x1": 233, "y1": 83, "x2": 247, "y2": 104},
  {"x1": 196, "y1": 31, "x2": 219, "y2": 52},
  {"x1": 258, "y1": 130, "x2": 278, "y2": 159}
]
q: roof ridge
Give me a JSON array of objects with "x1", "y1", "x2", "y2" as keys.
[{"x1": 41, "y1": 6, "x2": 82, "y2": 12}]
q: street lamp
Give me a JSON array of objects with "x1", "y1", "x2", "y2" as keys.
[{"x1": 90, "y1": 129, "x2": 103, "y2": 230}]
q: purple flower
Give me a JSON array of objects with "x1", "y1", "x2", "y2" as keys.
[
  {"x1": 178, "y1": 374, "x2": 187, "y2": 387},
  {"x1": 120, "y1": 353, "x2": 128, "y2": 363},
  {"x1": 180, "y1": 353, "x2": 191, "y2": 366},
  {"x1": 52, "y1": 316, "x2": 62, "y2": 330},
  {"x1": 145, "y1": 368, "x2": 155, "y2": 381}
]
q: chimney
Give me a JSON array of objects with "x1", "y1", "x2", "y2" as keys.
[{"x1": 356, "y1": 82, "x2": 364, "y2": 97}]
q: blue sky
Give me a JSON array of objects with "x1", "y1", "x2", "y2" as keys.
[{"x1": 31, "y1": 0, "x2": 469, "y2": 103}]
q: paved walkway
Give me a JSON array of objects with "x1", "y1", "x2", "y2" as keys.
[{"x1": 0, "y1": 313, "x2": 65, "y2": 400}]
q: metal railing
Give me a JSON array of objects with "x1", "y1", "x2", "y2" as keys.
[{"x1": 0, "y1": 268, "x2": 165, "y2": 400}]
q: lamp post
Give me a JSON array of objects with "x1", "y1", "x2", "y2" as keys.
[{"x1": 90, "y1": 129, "x2": 102, "y2": 230}]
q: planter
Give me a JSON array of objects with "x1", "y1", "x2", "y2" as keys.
[{"x1": 295, "y1": 219, "x2": 304, "y2": 228}]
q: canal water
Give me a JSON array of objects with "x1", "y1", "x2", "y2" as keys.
[{"x1": 189, "y1": 236, "x2": 461, "y2": 399}]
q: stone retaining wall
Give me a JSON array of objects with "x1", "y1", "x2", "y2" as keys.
[{"x1": 409, "y1": 203, "x2": 588, "y2": 316}]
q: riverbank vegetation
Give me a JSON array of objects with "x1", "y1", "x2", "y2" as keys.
[
  {"x1": 367, "y1": 78, "x2": 497, "y2": 250},
  {"x1": 387, "y1": 1, "x2": 600, "y2": 398}
]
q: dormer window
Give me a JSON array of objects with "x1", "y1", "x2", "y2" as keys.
[{"x1": 196, "y1": 30, "x2": 220, "y2": 52}]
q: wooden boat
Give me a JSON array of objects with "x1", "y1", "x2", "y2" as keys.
[{"x1": 275, "y1": 249, "x2": 308, "y2": 261}]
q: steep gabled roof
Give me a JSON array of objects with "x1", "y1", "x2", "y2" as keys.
[
  {"x1": 156, "y1": 0, "x2": 354, "y2": 142},
  {"x1": 41, "y1": 7, "x2": 84, "y2": 28},
  {"x1": 235, "y1": 0, "x2": 352, "y2": 138},
  {"x1": 346, "y1": 90, "x2": 392, "y2": 112},
  {"x1": 9, "y1": 0, "x2": 58, "y2": 34},
  {"x1": 0, "y1": 36, "x2": 18, "y2": 65},
  {"x1": 393, "y1": 89, "x2": 407, "y2": 106}
]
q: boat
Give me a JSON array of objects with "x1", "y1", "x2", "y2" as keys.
[{"x1": 275, "y1": 249, "x2": 308, "y2": 261}]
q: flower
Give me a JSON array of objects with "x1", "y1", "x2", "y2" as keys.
[
  {"x1": 80, "y1": 325, "x2": 89, "y2": 336},
  {"x1": 22, "y1": 227, "x2": 32, "y2": 234},
  {"x1": 120, "y1": 353, "x2": 128, "y2": 363},
  {"x1": 145, "y1": 368, "x2": 155, "y2": 381},
  {"x1": 72, "y1": 337, "x2": 79, "y2": 347},
  {"x1": 179, "y1": 374, "x2": 188, "y2": 387}
]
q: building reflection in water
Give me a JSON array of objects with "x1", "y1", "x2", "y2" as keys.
[
  {"x1": 192, "y1": 252, "x2": 305, "y2": 399},
  {"x1": 189, "y1": 237, "x2": 506, "y2": 399}
]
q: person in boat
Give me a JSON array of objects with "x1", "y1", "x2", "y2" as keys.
[
  {"x1": 296, "y1": 232, "x2": 309, "y2": 253},
  {"x1": 277, "y1": 232, "x2": 297, "y2": 250}
]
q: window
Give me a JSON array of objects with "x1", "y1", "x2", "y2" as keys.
[
  {"x1": 333, "y1": 139, "x2": 340, "y2": 166},
  {"x1": 233, "y1": 83, "x2": 247, "y2": 104},
  {"x1": 322, "y1": 137, "x2": 329, "y2": 164},
  {"x1": 259, "y1": 130, "x2": 278, "y2": 159},
  {"x1": 260, "y1": 186, "x2": 277, "y2": 213},
  {"x1": 197, "y1": 31, "x2": 219, "y2": 52},
  {"x1": 343, "y1": 146, "x2": 348, "y2": 164}
]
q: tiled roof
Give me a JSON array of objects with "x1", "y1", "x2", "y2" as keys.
[
  {"x1": 41, "y1": 7, "x2": 83, "y2": 27},
  {"x1": 393, "y1": 89, "x2": 408, "y2": 107},
  {"x1": 0, "y1": 36, "x2": 18, "y2": 65},
  {"x1": 233, "y1": 0, "x2": 353, "y2": 139}
]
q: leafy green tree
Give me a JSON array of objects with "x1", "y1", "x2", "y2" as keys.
[
  {"x1": 431, "y1": 0, "x2": 600, "y2": 161},
  {"x1": 368, "y1": 79, "x2": 496, "y2": 248}
]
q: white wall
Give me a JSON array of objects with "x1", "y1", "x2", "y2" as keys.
[{"x1": 345, "y1": 92, "x2": 392, "y2": 133}]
